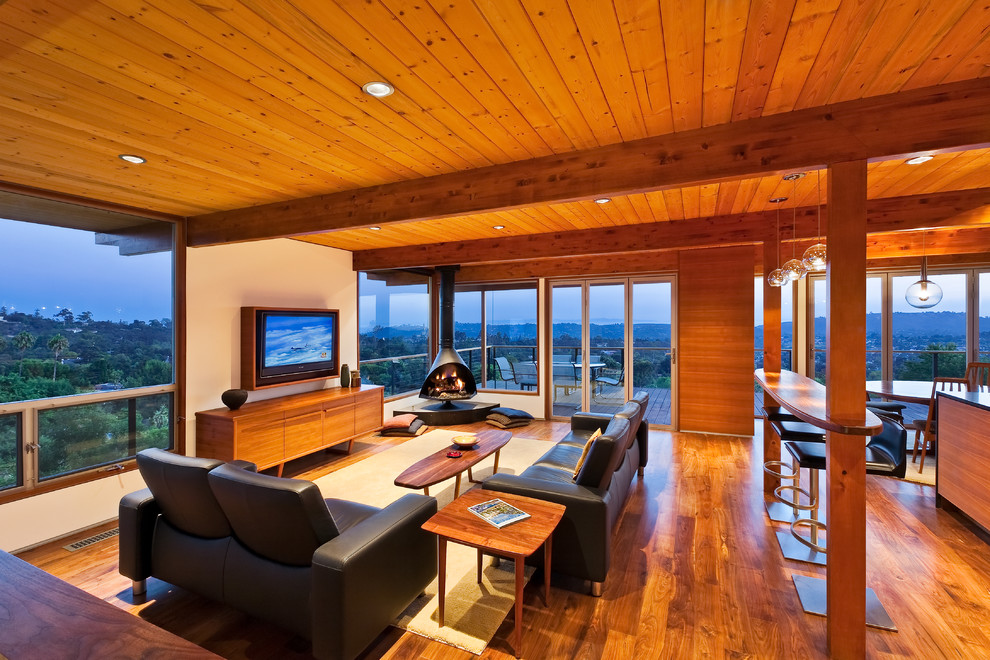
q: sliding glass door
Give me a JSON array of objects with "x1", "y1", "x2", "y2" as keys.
[
  {"x1": 550, "y1": 277, "x2": 675, "y2": 428},
  {"x1": 631, "y1": 280, "x2": 674, "y2": 426}
]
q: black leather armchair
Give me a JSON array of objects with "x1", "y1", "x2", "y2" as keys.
[{"x1": 119, "y1": 449, "x2": 438, "y2": 660}]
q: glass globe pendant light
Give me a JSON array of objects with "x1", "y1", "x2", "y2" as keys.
[
  {"x1": 905, "y1": 229, "x2": 943, "y2": 309},
  {"x1": 767, "y1": 199, "x2": 786, "y2": 287},
  {"x1": 802, "y1": 169, "x2": 827, "y2": 272},
  {"x1": 780, "y1": 173, "x2": 808, "y2": 282}
]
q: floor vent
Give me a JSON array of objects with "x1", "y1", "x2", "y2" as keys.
[{"x1": 64, "y1": 527, "x2": 119, "y2": 552}]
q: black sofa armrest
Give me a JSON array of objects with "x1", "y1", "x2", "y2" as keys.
[
  {"x1": 483, "y1": 474, "x2": 610, "y2": 582},
  {"x1": 570, "y1": 411, "x2": 613, "y2": 433},
  {"x1": 636, "y1": 421, "x2": 649, "y2": 469},
  {"x1": 118, "y1": 488, "x2": 160, "y2": 581},
  {"x1": 229, "y1": 460, "x2": 257, "y2": 472},
  {"x1": 311, "y1": 494, "x2": 438, "y2": 660}
]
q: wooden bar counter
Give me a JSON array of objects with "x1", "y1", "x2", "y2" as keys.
[
  {"x1": 936, "y1": 390, "x2": 990, "y2": 535},
  {"x1": 755, "y1": 369, "x2": 883, "y2": 436}
]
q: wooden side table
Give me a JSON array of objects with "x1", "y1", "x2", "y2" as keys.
[{"x1": 422, "y1": 489, "x2": 566, "y2": 657}]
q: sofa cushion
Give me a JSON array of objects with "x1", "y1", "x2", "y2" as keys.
[
  {"x1": 612, "y1": 401, "x2": 644, "y2": 450},
  {"x1": 534, "y1": 443, "x2": 586, "y2": 471},
  {"x1": 208, "y1": 464, "x2": 340, "y2": 567},
  {"x1": 574, "y1": 435, "x2": 615, "y2": 488},
  {"x1": 326, "y1": 499, "x2": 380, "y2": 534},
  {"x1": 520, "y1": 463, "x2": 580, "y2": 484},
  {"x1": 572, "y1": 428, "x2": 602, "y2": 479},
  {"x1": 136, "y1": 448, "x2": 231, "y2": 539},
  {"x1": 558, "y1": 427, "x2": 597, "y2": 449},
  {"x1": 574, "y1": 417, "x2": 629, "y2": 489}
]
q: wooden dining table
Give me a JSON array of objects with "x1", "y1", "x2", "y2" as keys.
[{"x1": 865, "y1": 379, "x2": 936, "y2": 405}]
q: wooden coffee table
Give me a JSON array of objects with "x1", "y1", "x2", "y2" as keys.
[
  {"x1": 394, "y1": 428, "x2": 511, "y2": 498},
  {"x1": 422, "y1": 489, "x2": 566, "y2": 657}
]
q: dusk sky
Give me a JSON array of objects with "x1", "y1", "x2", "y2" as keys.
[{"x1": 1, "y1": 218, "x2": 173, "y2": 322}]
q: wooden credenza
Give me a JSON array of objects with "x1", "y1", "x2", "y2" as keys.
[{"x1": 196, "y1": 385, "x2": 383, "y2": 474}]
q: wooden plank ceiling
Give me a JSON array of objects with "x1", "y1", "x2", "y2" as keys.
[{"x1": 0, "y1": 0, "x2": 988, "y2": 251}]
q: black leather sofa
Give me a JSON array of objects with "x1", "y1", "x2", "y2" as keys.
[
  {"x1": 483, "y1": 391, "x2": 649, "y2": 595},
  {"x1": 119, "y1": 449, "x2": 437, "y2": 660}
]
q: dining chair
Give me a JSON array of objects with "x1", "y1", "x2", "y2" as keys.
[
  {"x1": 964, "y1": 362, "x2": 990, "y2": 392},
  {"x1": 909, "y1": 376, "x2": 968, "y2": 472}
]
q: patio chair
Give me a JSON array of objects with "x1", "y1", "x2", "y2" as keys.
[
  {"x1": 494, "y1": 356, "x2": 514, "y2": 388},
  {"x1": 909, "y1": 376, "x2": 968, "y2": 472},
  {"x1": 513, "y1": 360, "x2": 539, "y2": 390},
  {"x1": 964, "y1": 362, "x2": 990, "y2": 392}
]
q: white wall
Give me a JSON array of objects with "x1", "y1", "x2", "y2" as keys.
[
  {"x1": 185, "y1": 238, "x2": 356, "y2": 454},
  {"x1": 0, "y1": 238, "x2": 356, "y2": 552}
]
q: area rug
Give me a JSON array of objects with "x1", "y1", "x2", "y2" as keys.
[
  {"x1": 900, "y1": 458, "x2": 935, "y2": 486},
  {"x1": 313, "y1": 429, "x2": 550, "y2": 654}
]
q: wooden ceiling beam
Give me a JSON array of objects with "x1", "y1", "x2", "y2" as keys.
[
  {"x1": 352, "y1": 188, "x2": 990, "y2": 270},
  {"x1": 467, "y1": 223, "x2": 990, "y2": 282},
  {"x1": 187, "y1": 79, "x2": 990, "y2": 247},
  {"x1": 458, "y1": 251, "x2": 682, "y2": 282}
]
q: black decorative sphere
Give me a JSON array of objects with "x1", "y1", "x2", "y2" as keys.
[{"x1": 221, "y1": 388, "x2": 248, "y2": 410}]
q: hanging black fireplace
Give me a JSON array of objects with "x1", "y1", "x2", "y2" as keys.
[
  {"x1": 419, "y1": 266, "x2": 478, "y2": 401},
  {"x1": 393, "y1": 266, "x2": 498, "y2": 426}
]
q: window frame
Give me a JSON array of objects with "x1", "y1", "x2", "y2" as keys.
[
  {"x1": 0, "y1": 209, "x2": 181, "y2": 505},
  {"x1": 454, "y1": 281, "x2": 540, "y2": 394},
  {"x1": 357, "y1": 270, "x2": 434, "y2": 401},
  {"x1": 806, "y1": 265, "x2": 983, "y2": 382}
]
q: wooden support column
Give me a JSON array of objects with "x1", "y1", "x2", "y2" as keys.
[
  {"x1": 825, "y1": 160, "x2": 868, "y2": 657},
  {"x1": 762, "y1": 237, "x2": 782, "y2": 494}
]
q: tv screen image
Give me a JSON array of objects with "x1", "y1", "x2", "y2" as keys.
[{"x1": 263, "y1": 313, "x2": 336, "y2": 374}]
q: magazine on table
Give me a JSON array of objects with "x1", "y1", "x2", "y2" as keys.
[{"x1": 468, "y1": 498, "x2": 531, "y2": 528}]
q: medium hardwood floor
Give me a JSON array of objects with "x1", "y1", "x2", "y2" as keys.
[{"x1": 15, "y1": 421, "x2": 990, "y2": 659}]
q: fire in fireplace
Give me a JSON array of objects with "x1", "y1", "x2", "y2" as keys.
[{"x1": 420, "y1": 266, "x2": 478, "y2": 402}]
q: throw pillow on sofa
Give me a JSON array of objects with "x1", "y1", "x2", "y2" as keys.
[{"x1": 572, "y1": 428, "x2": 603, "y2": 479}]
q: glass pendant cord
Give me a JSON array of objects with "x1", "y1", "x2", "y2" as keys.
[
  {"x1": 767, "y1": 202, "x2": 785, "y2": 287},
  {"x1": 781, "y1": 174, "x2": 808, "y2": 281},
  {"x1": 815, "y1": 169, "x2": 822, "y2": 241},
  {"x1": 801, "y1": 170, "x2": 827, "y2": 272}
]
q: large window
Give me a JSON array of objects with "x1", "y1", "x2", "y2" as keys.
[
  {"x1": 981, "y1": 272, "x2": 990, "y2": 362},
  {"x1": 811, "y1": 276, "x2": 882, "y2": 382},
  {"x1": 0, "y1": 215, "x2": 175, "y2": 496},
  {"x1": 809, "y1": 269, "x2": 979, "y2": 383},
  {"x1": 454, "y1": 283, "x2": 538, "y2": 391},
  {"x1": 892, "y1": 272, "x2": 967, "y2": 379},
  {"x1": 0, "y1": 413, "x2": 20, "y2": 491},
  {"x1": 358, "y1": 271, "x2": 431, "y2": 397}
]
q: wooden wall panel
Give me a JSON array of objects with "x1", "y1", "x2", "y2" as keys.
[{"x1": 677, "y1": 245, "x2": 755, "y2": 435}]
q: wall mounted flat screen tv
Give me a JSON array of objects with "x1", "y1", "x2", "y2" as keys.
[{"x1": 241, "y1": 307, "x2": 340, "y2": 390}]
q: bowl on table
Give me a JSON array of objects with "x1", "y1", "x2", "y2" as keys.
[{"x1": 451, "y1": 435, "x2": 477, "y2": 449}]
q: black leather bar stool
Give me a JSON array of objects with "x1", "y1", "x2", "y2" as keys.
[
  {"x1": 762, "y1": 410, "x2": 826, "y2": 524},
  {"x1": 778, "y1": 417, "x2": 908, "y2": 566},
  {"x1": 788, "y1": 417, "x2": 907, "y2": 630}
]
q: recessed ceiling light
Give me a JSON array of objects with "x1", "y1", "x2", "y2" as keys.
[
  {"x1": 782, "y1": 172, "x2": 805, "y2": 181},
  {"x1": 906, "y1": 155, "x2": 934, "y2": 165},
  {"x1": 594, "y1": 197, "x2": 611, "y2": 204},
  {"x1": 492, "y1": 225, "x2": 505, "y2": 230},
  {"x1": 369, "y1": 226, "x2": 381, "y2": 231},
  {"x1": 362, "y1": 81, "x2": 394, "y2": 97},
  {"x1": 769, "y1": 197, "x2": 788, "y2": 203},
  {"x1": 118, "y1": 154, "x2": 146, "y2": 164}
]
